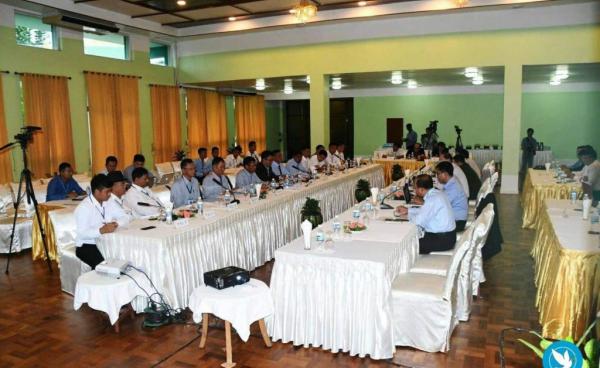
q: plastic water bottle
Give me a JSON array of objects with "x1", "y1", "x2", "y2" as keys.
[
  {"x1": 224, "y1": 190, "x2": 231, "y2": 204},
  {"x1": 352, "y1": 205, "x2": 361, "y2": 219},
  {"x1": 270, "y1": 179, "x2": 277, "y2": 191},
  {"x1": 196, "y1": 198, "x2": 204, "y2": 214},
  {"x1": 582, "y1": 194, "x2": 591, "y2": 220},
  {"x1": 165, "y1": 208, "x2": 173, "y2": 224},
  {"x1": 316, "y1": 225, "x2": 325, "y2": 246},
  {"x1": 332, "y1": 215, "x2": 341, "y2": 236},
  {"x1": 570, "y1": 187, "x2": 578, "y2": 205}
]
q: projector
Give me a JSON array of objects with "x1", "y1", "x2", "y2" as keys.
[
  {"x1": 204, "y1": 266, "x2": 250, "y2": 290},
  {"x1": 96, "y1": 259, "x2": 131, "y2": 278}
]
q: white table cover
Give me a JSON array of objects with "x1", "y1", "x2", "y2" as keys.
[
  {"x1": 189, "y1": 278, "x2": 273, "y2": 342},
  {"x1": 98, "y1": 165, "x2": 384, "y2": 311},
  {"x1": 73, "y1": 269, "x2": 150, "y2": 324},
  {"x1": 267, "y1": 204, "x2": 419, "y2": 360},
  {"x1": 0, "y1": 216, "x2": 32, "y2": 253},
  {"x1": 466, "y1": 149, "x2": 553, "y2": 169}
]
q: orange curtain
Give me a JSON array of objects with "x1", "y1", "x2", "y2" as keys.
[
  {"x1": 21, "y1": 74, "x2": 75, "y2": 178},
  {"x1": 235, "y1": 95, "x2": 266, "y2": 153},
  {"x1": 85, "y1": 72, "x2": 141, "y2": 173},
  {"x1": 186, "y1": 88, "x2": 228, "y2": 154},
  {"x1": 150, "y1": 85, "x2": 181, "y2": 163},
  {"x1": 0, "y1": 75, "x2": 12, "y2": 183}
]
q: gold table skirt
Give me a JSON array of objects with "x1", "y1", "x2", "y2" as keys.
[
  {"x1": 31, "y1": 204, "x2": 64, "y2": 262},
  {"x1": 374, "y1": 159, "x2": 425, "y2": 186},
  {"x1": 521, "y1": 170, "x2": 580, "y2": 229},
  {"x1": 531, "y1": 203, "x2": 600, "y2": 340}
]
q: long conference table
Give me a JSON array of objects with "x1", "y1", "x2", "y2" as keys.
[
  {"x1": 97, "y1": 165, "x2": 384, "y2": 311},
  {"x1": 531, "y1": 199, "x2": 600, "y2": 340}
]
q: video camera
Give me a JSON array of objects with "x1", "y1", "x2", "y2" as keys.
[
  {"x1": 14, "y1": 126, "x2": 41, "y2": 145},
  {"x1": 454, "y1": 125, "x2": 462, "y2": 134}
]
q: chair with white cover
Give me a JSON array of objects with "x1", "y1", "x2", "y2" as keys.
[
  {"x1": 390, "y1": 231, "x2": 472, "y2": 352},
  {"x1": 471, "y1": 204, "x2": 496, "y2": 297},
  {"x1": 490, "y1": 171, "x2": 499, "y2": 189},
  {"x1": 155, "y1": 162, "x2": 174, "y2": 180}
]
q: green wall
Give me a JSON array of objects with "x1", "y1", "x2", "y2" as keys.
[
  {"x1": 265, "y1": 100, "x2": 285, "y2": 154},
  {"x1": 0, "y1": 25, "x2": 175, "y2": 179}
]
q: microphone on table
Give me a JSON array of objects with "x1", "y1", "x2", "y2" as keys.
[
  {"x1": 212, "y1": 178, "x2": 240, "y2": 204},
  {"x1": 380, "y1": 187, "x2": 402, "y2": 210},
  {"x1": 137, "y1": 202, "x2": 162, "y2": 208},
  {"x1": 165, "y1": 185, "x2": 171, "y2": 191}
]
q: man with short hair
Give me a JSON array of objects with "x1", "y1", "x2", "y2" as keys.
[
  {"x1": 123, "y1": 154, "x2": 155, "y2": 185},
  {"x1": 395, "y1": 174, "x2": 456, "y2": 254},
  {"x1": 314, "y1": 144, "x2": 325, "y2": 156},
  {"x1": 433, "y1": 142, "x2": 447, "y2": 157},
  {"x1": 46, "y1": 162, "x2": 86, "y2": 201},
  {"x1": 106, "y1": 171, "x2": 133, "y2": 219},
  {"x1": 440, "y1": 151, "x2": 469, "y2": 198},
  {"x1": 407, "y1": 142, "x2": 425, "y2": 159},
  {"x1": 326, "y1": 143, "x2": 341, "y2": 167},
  {"x1": 454, "y1": 154, "x2": 481, "y2": 200},
  {"x1": 195, "y1": 147, "x2": 211, "y2": 183},
  {"x1": 580, "y1": 147, "x2": 600, "y2": 204},
  {"x1": 202, "y1": 157, "x2": 233, "y2": 201},
  {"x1": 301, "y1": 148, "x2": 311, "y2": 172},
  {"x1": 256, "y1": 150, "x2": 276, "y2": 182},
  {"x1": 74, "y1": 174, "x2": 128, "y2": 269},
  {"x1": 211, "y1": 146, "x2": 220, "y2": 162},
  {"x1": 236, "y1": 157, "x2": 263, "y2": 190},
  {"x1": 309, "y1": 149, "x2": 328, "y2": 172},
  {"x1": 271, "y1": 149, "x2": 289, "y2": 177},
  {"x1": 457, "y1": 148, "x2": 481, "y2": 178},
  {"x1": 99, "y1": 156, "x2": 118, "y2": 175},
  {"x1": 225, "y1": 146, "x2": 244, "y2": 168},
  {"x1": 287, "y1": 151, "x2": 310, "y2": 176},
  {"x1": 521, "y1": 128, "x2": 537, "y2": 173},
  {"x1": 436, "y1": 162, "x2": 468, "y2": 231},
  {"x1": 171, "y1": 159, "x2": 202, "y2": 208},
  {"x1": 336, "y1": 143, "x2": 346, "y2": 161},
  {"x1": 247, "y1": 141, "x2": 260, "y2": 162},
  {"x1": 123, "y1": 167, "x2": 163, "y2": 218},
  {"x1": 404, "y1": 124, "x2": 418, "y2": 151},
  {"x1": 391, "y1": 142, "x2": 402, "y2": 158}
]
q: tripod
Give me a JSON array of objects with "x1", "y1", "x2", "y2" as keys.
[
  {"x1": 2, "y1": 137, "x2": 52, "y2": 274},
  {"x1": 455, "y1": 132, "x2": 464, "y2": 150}
]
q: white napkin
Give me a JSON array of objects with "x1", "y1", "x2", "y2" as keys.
[
  {"x1": 301, "y1": 220, "x2": 312, "y2": 250},
  {"x1": 405, "y1": 169, "x2": 411, "y2": 178},
  {"x1": 254, "y1": 183, "x2": 262, "y2": 197},
  {"x1": 370, "y1": 187, "x2": 379, "y2": 201}
]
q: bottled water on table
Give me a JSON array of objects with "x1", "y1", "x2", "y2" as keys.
[
  {"x1": 223, "y1": 190, "x2": 232, "y2": 204},
  {"x1": 196, "y1": 198, "x2": 204, "y2": 214},
  {"x1": 316, "y1": 225, "x2": 325, "y2": 247},
  {"x1": 270, "y1": 179, "x2": 277, "y2": 191},
  {"x1": 332, "y1": 215, "x2": 341, "y2": 237},
  {"x1": 570, "y1": 187, "x2": 578, "y2": 205}
]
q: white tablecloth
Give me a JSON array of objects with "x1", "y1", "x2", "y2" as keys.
[
  {"x1": 467, "y1": 149, "x2": 553, "y2": 169},
  {"x1": 0, "y1": 216, "x2": 32, "y2": 253},
  {"x1": 267, "y1": 203, "x2": 419, "y2": 360},
  {"x1": 189, "y1": 278, "x2": 273, "y2": 342},
  {"x1": 97, "y1": 165, "x2": 384, "y2": 311},
  {"x1": 544, "y1": 200, "x2": 600, "y2": 253},
  {"x1": 10, "y1": 178, "x2": 91, "y2": 204}
]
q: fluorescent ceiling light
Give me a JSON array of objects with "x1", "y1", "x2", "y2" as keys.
[
  {"x1": 255, "y1": 78, "x2": 266, "y2": 91},
  {"x1": 464, "y1": 67, "x2": 478, "y2": 78},
  {"x1": 177, "y1": 0, "x2": 186, "y2": 6},
  {"x1": 391, "y1": 71, "x2": 403, "y2": 85},
  {"x1": 306, "y1": 75, "x2": 310, "y2": 84},
  {"x1": 228, "y1": 16, "x2": 237, "y2": 21},
  {"x1": 358, "y1": 1, "x2": 367, "y2": 6},
  {"x1": 284, "y1": 79, "x2": 293, "y2": 94},
  {"x1": 407, "y1": 80, "x2": 417, "y2": 89},
  {"x1": 331, "y1": 77, "x2": 342, "y2": 90}
]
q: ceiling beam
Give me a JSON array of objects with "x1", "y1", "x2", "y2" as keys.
[{"x1": 121, "y1": 0, "x2": 195, "y2": 21}]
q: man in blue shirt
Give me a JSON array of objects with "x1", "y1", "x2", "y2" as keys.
[
  {"x1": 435, "y1": 161, "x2": 468, "y2": 231},
  {"x1": 202, "y1": 157, "x2": 233, "y2": 201},
  {"x1": 123, "y1": 154, "x2": 155, "y2": 185},
  {"x1": 46, "y1": 162, "x2": 86, "y2": 201},
  {"x1": 195, "y1": 147, "x2": 211, "y2": 184},
  {"x1": 235, "y1": 157, "x2": 263, "y2": 191},
  {"x1": 271, "y1": 149, "x2": 289, "y2": 177},
  {"x1": 287, "y1": 151, "x2": 310, "y2": 176},
  {"x1": 404, "y1": 123, "x2": 418, "y2": 151},
  {"x1": 395, "y1": 174, "x2": 456, "y2": 254},
  {"x1": 171, "y1": 159, "x2": 202, "y2": 208}
]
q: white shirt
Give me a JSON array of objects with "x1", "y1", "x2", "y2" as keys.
[
  {"x1": 326, "y1": 151, "x2": 342, "y2": 167},
  {"x1": 335, "y1": 151, "x2": 345, "y2": 161},
  {"x1": 107, "y1": 193, "x2": 133, "y2": 220},
  {"x1": 75, "y1": 194, "x2": 129, "y2": 246},
  {"x1": 123, "y1": 184, "x2": 163, "y2": 218},
  {"x1": 301, "y1": 156, "x2": 310, "y2": 172},
  {"x1": 309, "y1": 155, "x2": 326, "y2": 171},
  {"x1": 581, "y1": 160, "x2": 600, "y2": 191},
  {"x1": 246, "y1": 151, "x2": 261, "y2": 163},
  {"x1": 452, "y1": 163, "x2": 470, "y2": 198},
  {"x1": 466, "y1": 158, "x2": 481, "y2": 178},
  {"x1": 225, "y1": 154, "x2": 243, "y2": 169}
]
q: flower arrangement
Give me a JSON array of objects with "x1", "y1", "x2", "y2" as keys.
[{"x1": 345, "y1": 221, "x2": 367, "y2": 232}]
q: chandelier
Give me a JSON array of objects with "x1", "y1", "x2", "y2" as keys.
[{"x1": 291, "y1": 0, "x2": 318, "y2": 23}]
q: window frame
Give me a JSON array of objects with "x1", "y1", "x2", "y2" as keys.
[
  {"x1": 149, "y1": 40, "x2": 172, "y2": 67},
  {"x1": 82, "y1": 30, "x2": 130, "y2": 61},
  {"x1": 14, "y1": 11, "x2": 59, "y2": 50}
]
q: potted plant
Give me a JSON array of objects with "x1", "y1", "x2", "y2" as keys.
[
  {"x1": 355, "y1": 179, "x2": 371, "y2": 202},
  {"x1": 301, "y1": 197, "x2": 323, "y2": 229},
  {"x1": 391, "y1": 164, "x2": 404, "y2": 181},
  {"x1": 173, "y1": 150, "x2": 186, "y2": 161}
]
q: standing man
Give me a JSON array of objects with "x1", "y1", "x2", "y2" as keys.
[
  {"x1": 247, "y1": 141, "x2": 261, "y2": 162},
  {"x1": 123, "y1": 167, "x2": 163, "y2": 218},
  {"x1": 521, "y1": 128, "x2": 538, "y2": 173},
  {"x1": 99, "y1": 156, "x2": 118, "y2": 175},
  {"x1": 235, "y1": 157, "x2": 263, "y2": 191},
  {"x1": 256, "y1": 151, "x2": 276, "y2": 182},
  {"x1": 395, "y1": 174, "x2": 456, "y2": 254},
  {"x1": 435, "y1": 162, "x2": 468, "y2": 231},
  {"x1": 404, "y1": 124, "x2": 418, "y2": 151},
  {"x1": 123, "y1": 154, "x2": 155, "y2": 185},
  {"x1": 195, "y1": 147, "x2": 211, "y2": 183},
  {"x1": 271, "y1": 150, "x2": 289, "y2": 177},
  {"x1": 74, "y1": 174, "x2": 128, "y2": 269},
  {"x1": 202, "y1": 157, "x2": 233, "y2": 201},
  {"x1": 580, "y1": 147, "x2": 600, "y2": 205},
  {"x1": 170, "y1": 159, "x2": 202, "y2": 208},
  {"x1": 46, "y1": 162, "x2": 86, "y2": 201},
  {"x1": 106, "y1": 171, "x2": 133, "y2": 218}
]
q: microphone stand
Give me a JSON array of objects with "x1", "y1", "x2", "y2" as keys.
[{"x1": 380, "y1": 188, "x2": 401, "y2": 210}]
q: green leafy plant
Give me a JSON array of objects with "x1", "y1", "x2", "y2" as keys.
[
  {"x1": 301, "y1": 197, "x2": 323, "y2": 229},
  {"x1": 391, "y1": 164, "x2": 404, "y2": 181},
  {"x1": 355, "y1": 179, "x2": 371, "y2": 202},
  {"x1": 173, "y1": 150, "x2": 186, "y2": 161}
]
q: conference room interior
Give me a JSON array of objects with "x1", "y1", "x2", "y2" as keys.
[{"x1": 0, "y1": 0, "x2": 599, "y2": 367}]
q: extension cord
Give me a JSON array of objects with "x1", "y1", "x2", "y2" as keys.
[{"x1": 143, "y1": 305, "x2": 171, "y2": 328}]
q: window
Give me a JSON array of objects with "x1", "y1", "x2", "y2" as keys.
[
  {"x1": 150, "y1": 41, "x2": 169, "y2": 66},
  {"x1": 83, "y1": 31, "x2": 128, "y2": 60},
  {"x1": 15, "y1": 13, "x2": 56, "y2": 49}
]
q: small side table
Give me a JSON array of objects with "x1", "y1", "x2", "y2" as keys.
[{"x1": 189, "y1": 278, "x2": 274, "y2": 368}]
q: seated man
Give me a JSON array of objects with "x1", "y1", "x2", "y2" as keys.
[
  {"x1": 433, "y1": 141, "x2": 447, "y2": 157},
  {"x1": 562, "y1": 145, "x2": 592, "y2": 175},
  {"x1": 171, "y1": 159, "x2": 202, "y2": 208},
  {"x1": 210, "y1": 146, "x2": 220, "y2": 162},
  {"x1": 309, "y1": 150, "x2": 328, "y2": 172},
  {"x1": 106, "y1": 171, "x2": 133, "y2": 218},
  {"x1": 287, "y1": 151, "x2": 310, "y2": 176},
  {"x1": 456, "y1": 148, "x2": 481, "y2": 178},
  {"x1": 123, "y1": 167, "x2": 163, "y2": 218},
  {"x1": 195, "y1": 147, "x2": 212, "y2": 183},
  {"x1": 123, "y1": 154, "x2": 155, "y2": 185},
  {"x1": 225, "y1": 146, "x2": 244, "y2": 169},
  {"x1": 301, "y1": 148, "x2": 311, "y2": 172},
  {"x1": 74, "y1": 174, "x2": 129, "y2": 269},
  {"x1": 256, "y1": 150, "x2": 276, "y2": 182},
  {"x1": 326, "y1": 143, "x2": 342, "y2": 167},
  {"x1": 246, "y1": 141, "x2": 261, "y2": 162},
  {"x1": 271, "y1": 149, "x2": 289, "y2": 177},
  {"x1": 313, "y1": 144, "x2": 325, "y2": 156},
  {"x1": 99, "y1": 156, "x2": 118, "y2": 175},
  {"x1": 46, "y1": 162, "x2": 86, "y2": 201},
  {"x1": 407, "y1": 142, "x2": 425, "y2": 159},
  {"x1": 395, "y1": 174, "x2": 456, "y2": 254},
  {"x1": 336, "y1": 143, "x2": 346, "y2": 161},
  {"x1": 436, "y1": 162, "x2": 468, "y2": 231},
  {"x1": 236, "y1": 157, "x2": 263, "y2": 191},
  {"x1": 202, "y1": 157, "x2": 234, "y2": 201},
  {"x1": 454, "y1": 154, "x2": 481, "y2": 200},
  {"x1": 580, "y1": 147, "x2": 600, "y2": 205},
  {"x1": 391, "y1": 142, "x2": 402, "y2": 158},
  {"x1": 440, "y1": 151, "x2": 469, "y2": 198}
]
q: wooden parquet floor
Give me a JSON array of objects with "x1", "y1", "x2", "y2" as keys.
[{"x1": 0, "y1": 194, "x2": 542, "y2": 368}]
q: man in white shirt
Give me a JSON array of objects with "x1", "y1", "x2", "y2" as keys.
[
  {"x1": 580, "y1": 147, "x2": 600, "y2": 205},
  {"x1": 326, "y1": 143, "x2": 342, "y2": 167},
  {"x1": 74, "y1": 174, "x2": 128, "y2": 269},
  {"x1": 225, "y1": 146, "x2": 243, "y2": 169},
  {"x1": 301, "y1": 148, "x2": 311, "y2": 172},
  {"x1": 440, "y1": 151, "x2": 469, "y2": 198},
  {"x1": 287, "y1": 151, "x2": 310, "y2": 176},
  {"x1": 106, "y1": 171, "x2": 133, "y2": 219},
  {"x1": 123, "y1": 167, "x2": 163, "y2": 218},
  {"x1": 246, "y1": 141, "x2": 261, "y2": 163},
  {"x1": 336, "y1": 143, "x2": 346, "y2": 161},
  {"x1": 171, "y1": 158, "x2": 202, "y2": 208},
  {"x1": 309, "y1": 149, "x2": 328, "y2": 172},
  {"x1": 99, "y1": 156, "x2": 118, "y2": 175}
]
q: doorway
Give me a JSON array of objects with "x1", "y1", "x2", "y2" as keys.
[
  {"x1": 285, "y1": 100, "x2": 311, "y2": 160},
  {"x1": 329, "y1": 98, "x2": 354, "y2": 158}
]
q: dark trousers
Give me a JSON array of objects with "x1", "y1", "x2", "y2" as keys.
[
  {"x1": 455, "y1": 220, "x2": 467, "y2": 232},
  {"x1": 76, "y1": 243, "x2": 105, "y2": 270},
  {"x1": 419, "y1": 230, "x2": 457, "y2": 254}
]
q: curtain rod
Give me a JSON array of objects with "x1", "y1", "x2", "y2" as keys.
[
  {"x1": 0, "y1": 70, "x2": 9, "y2": 74},
  {"x1": 178, "y1": 83, "x2": 216, "y2": 91},
  {"x1": 14, "y1": 72, "x2": 72, "y2": 80},
  {"x1": 83, "y1": 70, "x2": 142, "y2": 79},
  {"x1": 148, "y1": 83, "x2": 178, "y2": 87}
]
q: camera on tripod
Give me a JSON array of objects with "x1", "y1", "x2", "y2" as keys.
[
  {"x1": 14, "y1": 126, "x2": 41, "y2": 146},
  {"x1": 454, "y1": 125, "x2": 462, "y2": 134}
]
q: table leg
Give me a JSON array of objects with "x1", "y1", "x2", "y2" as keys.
[
  {"x1": 221, "y1": 320, "x2": 236, "y2": 368},
  {"x1": 199, "y1": 313, "x2": 209, "y2": 349},
  {"x1": 258, "y1": 319, "x2": 272, "y2": 348}
]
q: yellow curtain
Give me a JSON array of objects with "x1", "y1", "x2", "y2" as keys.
[
  {"x1": 21, "y1": 74, "x2": 75, "y2": 178},
  {"x1": 150, "y1": 85, "x2": 181, "y2": 163},
  {"x1": 235, "y1": 95, "x2": 266, "y2": 153},
  {"x1": 85, "y1": 72, "x2": 141, "y2": 173},
  {"x1": 186, "y1": 88, "x2": 228, "y2": 154},
  {"x1": 0, "y1": 75, "x2": 12, "y2": 183}
]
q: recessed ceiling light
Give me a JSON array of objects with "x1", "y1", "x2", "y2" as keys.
[
  {"x1": 331, "y1": 77, "x2": 342, "y2": 90},
  {"x1": 358, "y1": 1, "x2": 367, "y2": 6},
  {"x1": 228, "y1": 16, "x2": 237, "y2": 21},
  {"x1": 464, "y1": 67, "x2": 478, "y2": 78},
  {"x1": 177, "y1": 0, "x2": 186, "y2": 6},
  {"x1": 391, "y1": 71, "x2": 403, "y2": 85},
  {"x1": 306, "y1": 75, "x2": 310, "y2": 84},
  {"x1": 255, "y1": 78, "x2": 266, "y2": 91},
  {"x1": 472, "y1": 79, "x2": 484, "y2": 85},
  {"x1": 284, "y1": 79, "x2": 294, "y2": 94},
  {"x1": 407, "y1": 80, "x2": 418, "y2": 89},
  {"x1": 549, "y1": 79, "x2": 561, "y2": 86}
]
